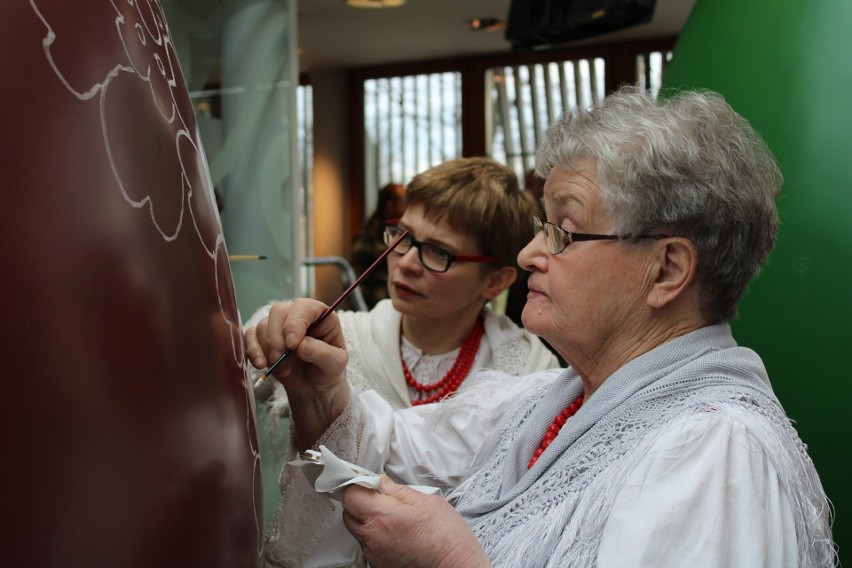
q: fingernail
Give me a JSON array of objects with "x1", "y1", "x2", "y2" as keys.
[{"x1": 285, "y1": 333, "x2": 296, "y2": 348}]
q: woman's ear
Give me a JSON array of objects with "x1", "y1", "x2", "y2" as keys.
[
  {"x1": 647, "y1": 238, "x2": 698, "y2": 309},
  {"x1": 482, "y1": 266, "x2": 518, "y2": 301}
]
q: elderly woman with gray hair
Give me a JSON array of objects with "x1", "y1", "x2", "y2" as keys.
[{"x1": 246, "y1": 87, "x2": 836, "y2": 567}]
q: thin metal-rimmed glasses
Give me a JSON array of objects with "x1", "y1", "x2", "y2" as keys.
[
  {"x1": 533, "y1": 215, "x2": 669, "y2": 255},
  {"x1": 382, "y1": 224, "x2": 498, "y2": 273}
]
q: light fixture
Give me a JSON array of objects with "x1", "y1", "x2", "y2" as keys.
[
  {"x1": 346, "y1": 0, "x2": 406, "y2": 8},
  {"x1": 469, "y1": 18, "x2": 506, "y2": 32}
]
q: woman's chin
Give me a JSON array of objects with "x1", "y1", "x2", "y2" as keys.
[
  {"x1": 520, "y1": 303, "x2": 547, "y2": 330},
  {"x1": 390, "y1": 295, "x2": 415, "y2": 315}
]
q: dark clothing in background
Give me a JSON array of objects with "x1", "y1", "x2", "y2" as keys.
[{"x1": 351, "y1": 217, "x2": 390, "y2": 309}]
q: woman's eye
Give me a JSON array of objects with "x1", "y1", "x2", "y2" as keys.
[{"x1": 426, "y1": 246, "x2": 451, "y2": 261}]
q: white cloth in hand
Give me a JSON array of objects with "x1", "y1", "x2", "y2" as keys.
[{"x1": 290, "y1": 445, "x2": 442, "y2": 501}]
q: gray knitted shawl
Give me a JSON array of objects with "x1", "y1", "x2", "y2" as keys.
[{"x1": 446, "y1": 324, "x2": 836, "y2": 567}]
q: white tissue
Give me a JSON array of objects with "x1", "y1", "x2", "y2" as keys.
[{"x1": 290, "y1": 445, "x2": 442, "y2": 501}]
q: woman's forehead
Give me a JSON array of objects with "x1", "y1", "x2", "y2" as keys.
[
  {"x1": 399, "y1": 205, "x2": 472, "y2": 246},
  {"x1": 543, "y1": 166, "x2": 602, "y2": 219}
]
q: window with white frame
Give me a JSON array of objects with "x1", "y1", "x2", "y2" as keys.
[
  {"x1": 363, "y1": 72, "x2": 462, "y2": 212},
  {"x1": 488, "y1": 50, "x2": 672, "y2": 184},
  {"x1": 355, "y1": 47, "x2": 673, "y2": 207},
  {"x1": 487, "y1": 58, "x2": 606, "y2": 183},
  {"x1": 636, "y1": 50, "x2": 674, "y2": 99}
]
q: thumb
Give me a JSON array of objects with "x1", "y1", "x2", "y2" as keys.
[{"x1": 380, "y1": 476, "x2": 427, "y2": 504}]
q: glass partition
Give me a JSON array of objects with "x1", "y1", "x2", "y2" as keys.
[
  {"x1": 162, "y1": 0, "x2": 301, "y2": 323},
  {"x1": 162, "y1": 0, "x2": 299, "y2": 532}
]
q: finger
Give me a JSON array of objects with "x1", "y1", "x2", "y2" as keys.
[
  {"x1": 379, "y1": 476, "x2": 433, "y2": 506},
  {"x1": 255, "y1": 317, "x2": 272, "y2": 360},
  {"x1": 243, "y1": 325, "x2": 267, "y2": 369},
  {"x1": 341, "y1": 507, "x2": 368, "y2": 550},
  {"x1": 264, "y1": 302, "x2": 293, "y2": 359},
  {"x1": 282, "y1": 299, "x2": 334, "y2": 348},
  {"x1": 342, "y1": 483, "x2": 384, "y2": 524},
  {"x1": 293, "y1": 330, "x2": 348, "y2": 377},
  {"x1": 306, "y1": 310, "x2": 346, "y2": 349}
]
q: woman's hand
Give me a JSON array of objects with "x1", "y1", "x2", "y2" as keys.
[
  {"x1": 342, "y1": 477, "x2": 492, "y2": 568},
  {"x1": 244, "y1": 299, "x2": 350, "y2": 450}
]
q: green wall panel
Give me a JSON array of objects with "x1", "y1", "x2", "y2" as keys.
[{"x1": 663, "y1": 0, "x2": 851, "y2": 562}]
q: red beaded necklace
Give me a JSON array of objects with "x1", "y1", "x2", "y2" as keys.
[
  {"x1": 402, "y1": 318, "x2": 485, "y2": 405},
  {"x1": 527, "y1": 394, "x2": 584, "y2": 469}
]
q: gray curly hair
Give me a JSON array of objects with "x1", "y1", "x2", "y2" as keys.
[{"x1": 535, "y1": 87, "x2": 782, "y2": 322}]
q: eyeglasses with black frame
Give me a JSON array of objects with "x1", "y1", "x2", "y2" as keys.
[
  {"x1": 382, "y1": 224, "x2": 498, "y2": 273},
  {"x1": 533, "y1": 215, "x2": 669, "y2": 255}
]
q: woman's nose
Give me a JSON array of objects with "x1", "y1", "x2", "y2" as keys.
[
  {"x1": 397, "y1": 246, "x2": 423, "y2": 271},
  {"x1": 518, "y1": 233, "x2": 547, "y2": 272}
]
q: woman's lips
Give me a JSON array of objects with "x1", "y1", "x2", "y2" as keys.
[
  {"x1": 526, "y1": 283, "x2": 545, "y2": 299},
  {"x1": 393, "y1": 281, "x2": 420, "y2": 297}
]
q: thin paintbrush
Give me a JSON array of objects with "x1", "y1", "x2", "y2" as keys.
[{"x1": 254, "y1": 229, "x2": 409, "y2": 387}]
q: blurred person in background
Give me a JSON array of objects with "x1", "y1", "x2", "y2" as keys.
[{"x1": 350, "y1": 182, "x2": 406, "y2": 309}]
